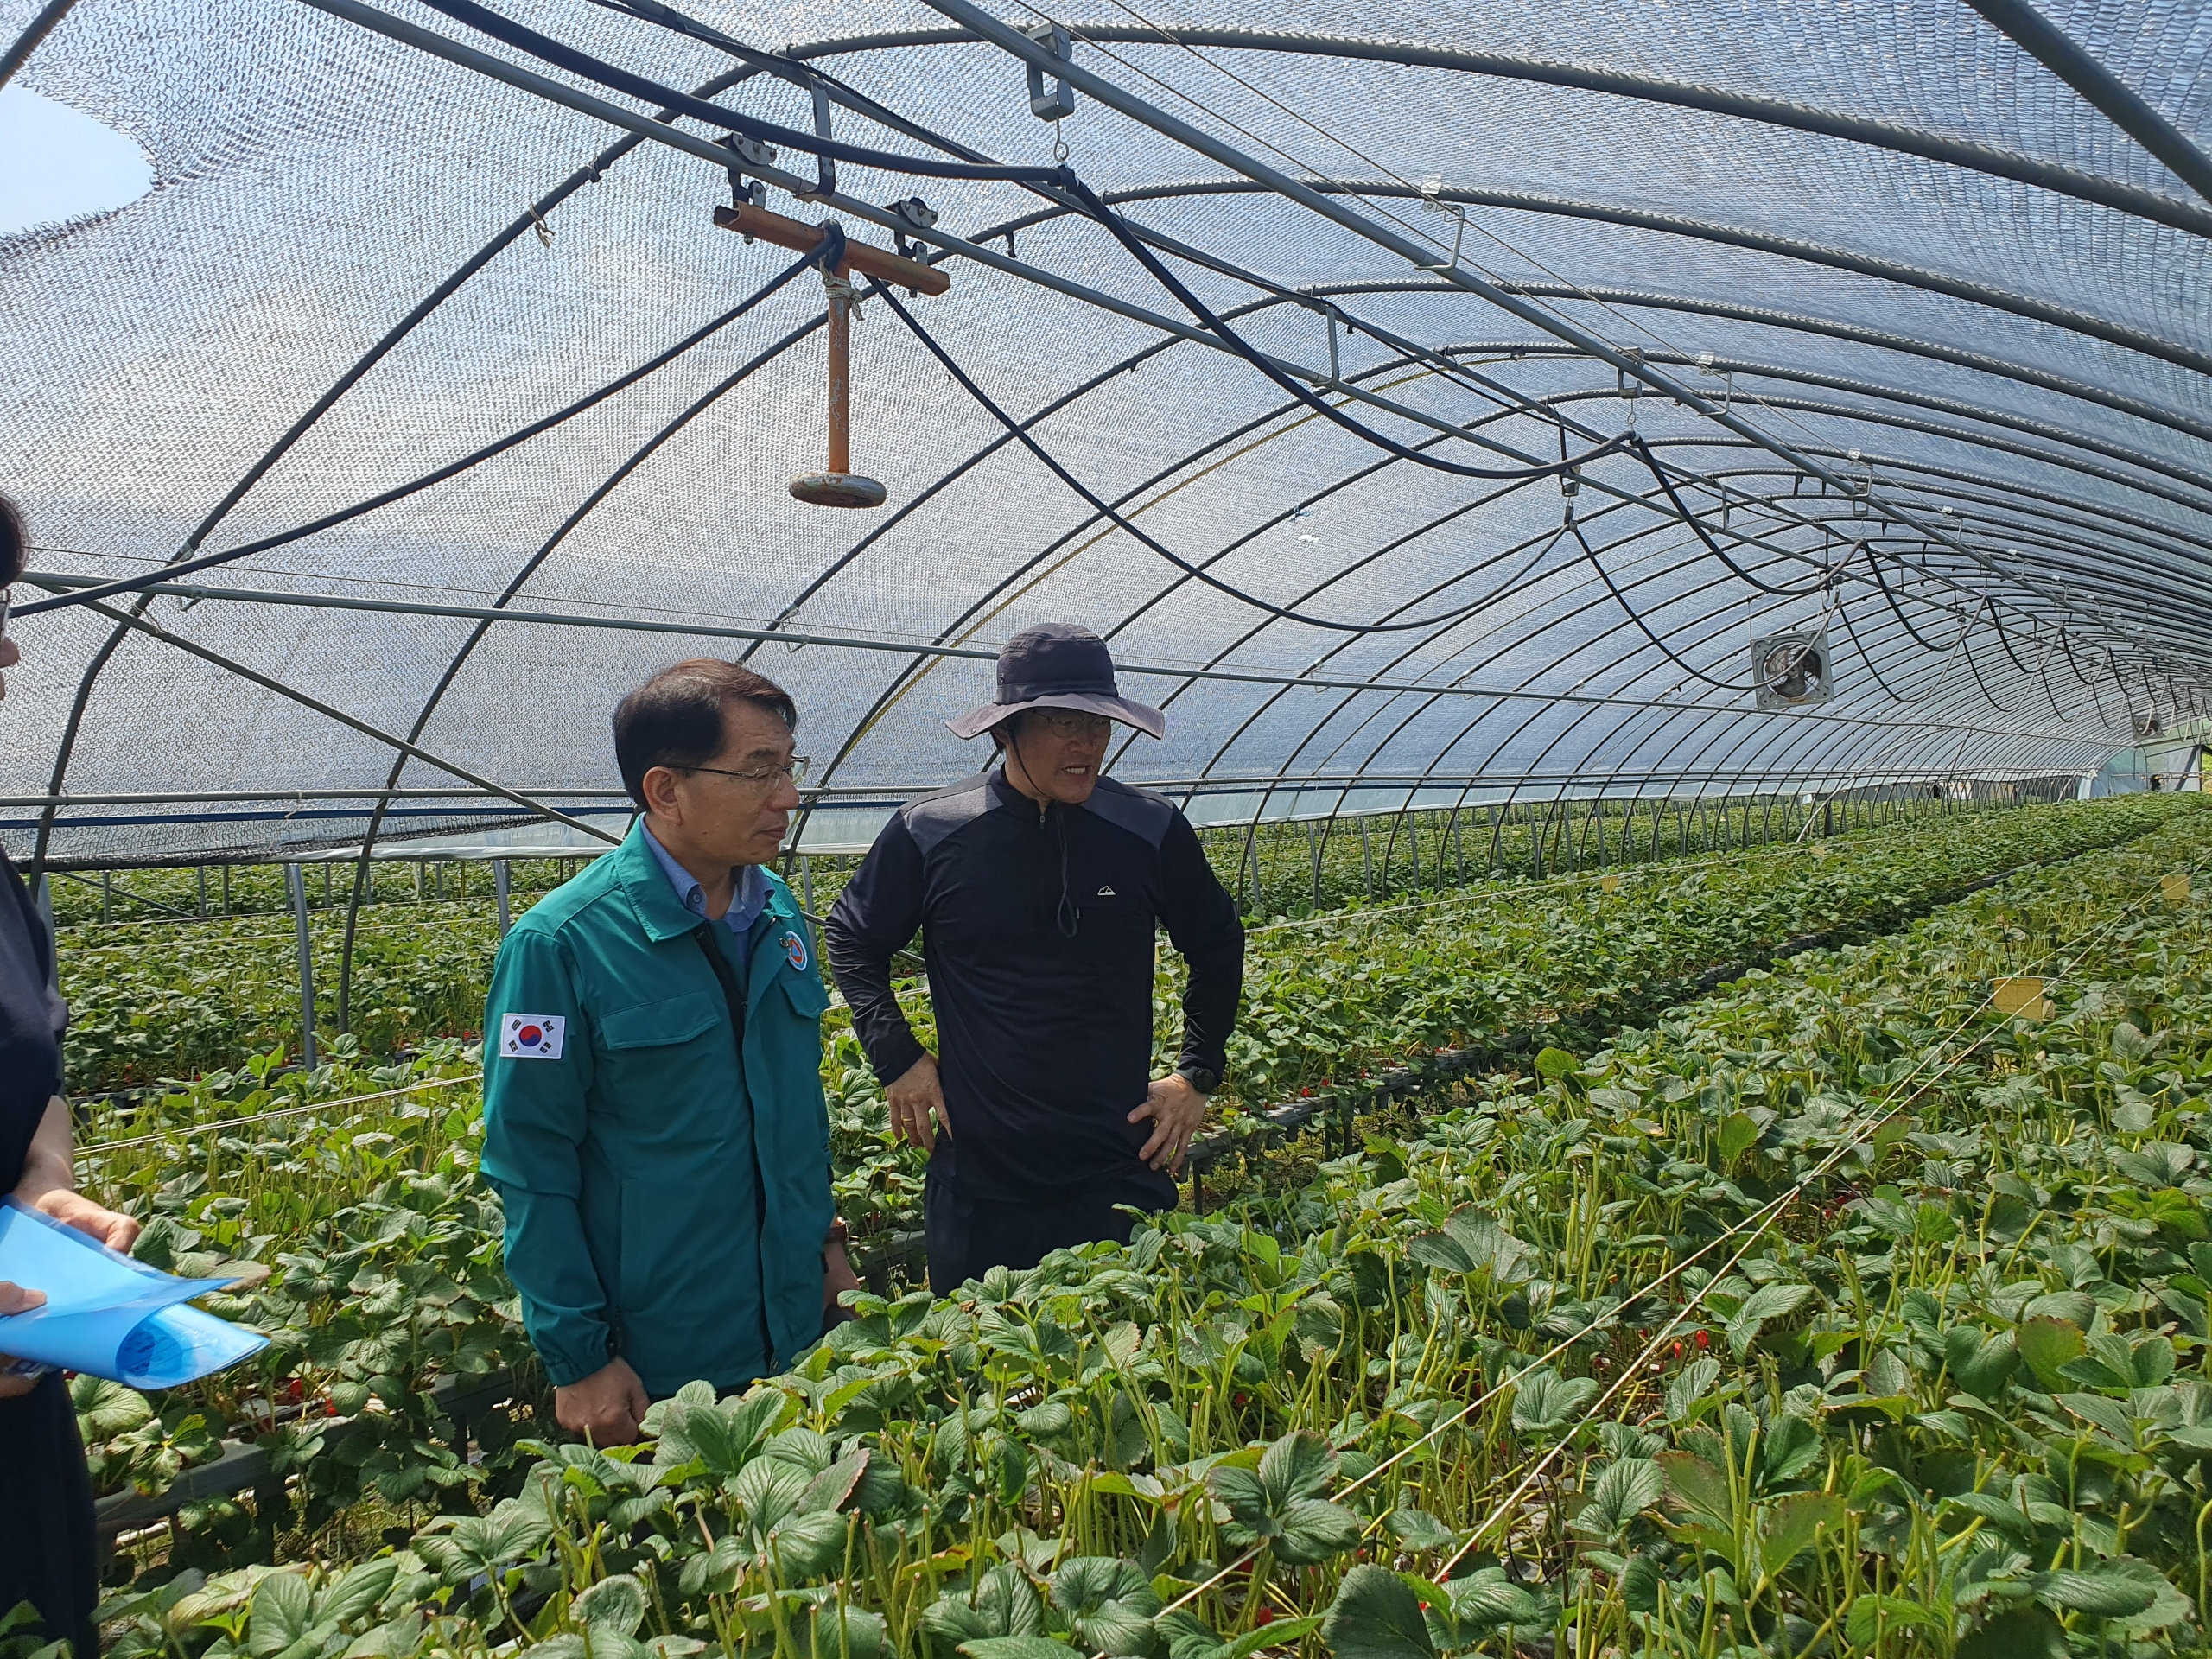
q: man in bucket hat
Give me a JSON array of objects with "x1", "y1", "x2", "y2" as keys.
[{"x1": 824, "y1": 623, "x2": 1244, "y2": 1293}]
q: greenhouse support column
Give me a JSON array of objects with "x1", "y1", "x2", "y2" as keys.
[
  {"x1": 1408, "y1": 815, "x2": 1420, "y2": 889},
  {"x1": 1308, "y1": 820, "x2": 1321, "y2": 907},
  {"x1": 1532, "y1": 804, "x2": 1545, "y2": 880},
  {"x1": 1452, "y1": 809, "x2": 1465, "y2": 883},
  {"x1": 800, "y1": 854, "x2": 813, "y2": 916},
  {"x1": 495, "y1": 859, "x2": 512, "y2": 938},
  {"x1": 100, "y1": 871, "x2": 111, "y2": 924},
  {"x1": 221, "y1": 864, "x2": 231, "y2": 915},
  {"x1": 196, "y1": 865, "x2": 207, "y2": 916},
  {"x1": 1823, "y1": 800, "x2": 1834, "y2": 836},
  {"x1": 1359, "y1": 817, "x2": 1374, "y2": 899},
  {"x1": 286, "y1": 863, "x2": 318, "y2": 1071}
]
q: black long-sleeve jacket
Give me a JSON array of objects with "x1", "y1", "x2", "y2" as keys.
[{"x1": 824, "y1": 769, "x2": 1244, "y2": 1202}]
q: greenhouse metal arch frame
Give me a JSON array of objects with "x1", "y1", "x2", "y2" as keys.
[{"x1": 3, "y1": 0, "x2": 2208, "y2": 900}]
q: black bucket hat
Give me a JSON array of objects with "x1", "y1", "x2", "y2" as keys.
[{"x1": 947, "y1": 622, "x2": 1166, "y2": 741}]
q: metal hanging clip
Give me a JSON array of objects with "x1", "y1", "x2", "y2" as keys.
[{"x1": 1024, "y1": 23, "x2": 1077, "y2": 119}]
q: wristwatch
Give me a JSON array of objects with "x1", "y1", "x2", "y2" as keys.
[{"x1": 1178, "y1": 1066, "x2": 1220, "y2": 1097}]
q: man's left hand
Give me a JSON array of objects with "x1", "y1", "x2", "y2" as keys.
[
  {"x1": 1129, "y1": 1073, "x2": 1209, "y2": 1174},
  {"x1": 35, "y1": 1189, "x2": 139, "y2": 1255}
]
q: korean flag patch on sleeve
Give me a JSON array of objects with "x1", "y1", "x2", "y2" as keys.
[{"x1": 500, "y1": 1014, "x2": 567, "y2": 1060}]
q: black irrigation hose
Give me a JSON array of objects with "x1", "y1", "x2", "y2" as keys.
[
  {"x1": 19, "y1": 247, "x2": 821, "y2": 617},
  {"x1": 1835, "y1": 590, "x2": 1913, "y2": 703},
  {"x1": 1867, "y1": 543, "x2": 1967, "y2": 653},
  {"x1": 874, "y1": 285, "x2": 1563, "y2": 634},
  {"x1": 421, "y1": 0, "x2": 1060, "y2": 181},
  {"x1": 1567, "y1": 518, "x2": 1751, "y2": 692},
  {"x1": 1626, "y1": 434, "x2": 1832, "y2": 598},
  {"x1": 1960, "y1": 602, "x2": 2017, "y2": 715},
  {"x1": 1057, "y1": 175, "x2": 1630, "y2": 484}
]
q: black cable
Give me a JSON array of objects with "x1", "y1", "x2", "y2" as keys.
[
  {"x1": 1866, "y1": 543, "x2": 1968, "y2": 652},
  {"x1": 1625, "y1": 435, "x2": 1830, "y2": 597},
  {"x1": 2034, "y1": 631, "x2": 2074, "y2": 722},
  {"x1": 1834, "y1": 588, "x2": 1915, "y2": 703},
  {"x1": 1566, "y1": 518, "x2": 1751, "y2": 691},
  {"x1": 1959, "y1": 601, "x2": 2017, "y2": 714},
  {"x1": 1056, "y1": 175, "x2": 1631, "y2": 483},
  {"x1": 873, "y1": 284, "x2": 1562, "y2": 634},
  {"x1": 421, "y1": 0, "x2": 1060, "y2": 181},
  {"x1": 18, "y1": 246, "x2": 821, "y2": 617}
]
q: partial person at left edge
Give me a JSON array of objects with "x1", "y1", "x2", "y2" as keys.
[
  {"x1": 479, "y1": 659, "x2": 857, "y2": 1447},
  {"x1": 0, "y1": 493, "x2": 145, "y2": 1657}
]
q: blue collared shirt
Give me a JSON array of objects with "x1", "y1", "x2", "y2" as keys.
[{"x1": 640, "y1": 823, "x2": 769, "y2": 938}]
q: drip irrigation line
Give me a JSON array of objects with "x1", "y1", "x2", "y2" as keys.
[
  {"x1": 1628, "y1": 435, "x2": 1831, "y2": 600},
  {"x1": 1959, "y1": 602, "x2": 2018, "y2": 716},
  {"x1": 1835, "y1": 588, "x2": 1918, "y2": 706},
  {"x1": 418, "y1": 0, "x2": 1059, "y2": 181},
  {"x1": 16, "y1": 247, "x2": 820, "y2": 620},
  {"x1": 1058, "y1": 175, "x2": 1628, "y2": 483},
  {"x1": 1867, "y1": 546, "x2": 1968, "y2": 654},
  {"x1": 1567, "y1": 519, "x2": 1751, "y2": 693},
  {"x1": 83, "y1": 1074, "x2": 482, "y2": 1154},
  {"x1": 874, "y1": 286, "x2": 1565, "y2": 634},
  {"x1": 1433, "y1": 840, "x2": 2203, "y2": 1573}
]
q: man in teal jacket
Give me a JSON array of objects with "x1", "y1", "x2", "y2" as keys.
[{"x1": 481, "y1": 658, "x2": 855, "y2": 1445}]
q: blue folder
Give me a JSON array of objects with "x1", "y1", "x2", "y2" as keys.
[{"x1": 0, "y1": 1197, "x2": 268, "y2": 1389}]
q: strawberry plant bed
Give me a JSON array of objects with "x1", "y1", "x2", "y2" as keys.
[{"x1": 81, "y1": 806, "x2": 2212, "y2": 1657}]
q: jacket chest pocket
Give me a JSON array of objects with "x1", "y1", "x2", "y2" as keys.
[{"x1": 593, "y1": 990, "x2": 728, "y2": 1118}]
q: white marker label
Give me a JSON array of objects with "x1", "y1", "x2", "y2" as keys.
[{"x1": 500, "y1": 1013, "x2": 567, "y2": 1060}]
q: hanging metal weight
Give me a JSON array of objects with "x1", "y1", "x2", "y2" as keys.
[{"x1": 710, "y1": 198, "x2": 951, "y2": 509}]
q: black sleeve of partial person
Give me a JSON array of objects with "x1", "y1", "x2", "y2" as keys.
[
  {"x1": 1157, "y1": 810, "x2": 1244, "y2": 1083},
  {"x1": 823, "y1": 814, "x2": 931, "y2": 1088}
]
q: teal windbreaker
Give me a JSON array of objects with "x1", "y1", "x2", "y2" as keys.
[{"x1": 479, "y1": 823, "x2": 835, "y2": 1396}]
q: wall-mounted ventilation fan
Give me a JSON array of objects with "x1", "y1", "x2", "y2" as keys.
[
  {"x1": 2133, "y1": 707, "x2": 2164, "y2": 740},
  {"x1": 1751, "y1": 630, "x2": 1834, "y2": 711}
]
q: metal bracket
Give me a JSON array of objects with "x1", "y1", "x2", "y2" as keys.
[
  {"x1": 1695, "y1": 348, "x2": 1732, "y2": 413},
  {"x1": 1414, "y1": 176, "x2": 1467, "y2": 272},
  {"x1": 1024, "y1": 22, "x2": 1076, "y2": 119},
  {"x1": 720, "y1": 133, "x2": 775, "y2": 225},
  {"x1": 793, "y1": 81, "x2": 837, "y2": 200},
  {"x1": 1616, "y1": 345, "x2": 1644, "y2": 428},
  {"x1": 885, "y1": 197, "x2": 938, "y2": 289},
  {"x1": 1323, "y1": 304, "x2": 1344, "y2": 381}
]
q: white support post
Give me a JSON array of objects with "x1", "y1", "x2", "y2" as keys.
[{"x1": 495, "y1": 859, "x2": 512, "y2": 937}]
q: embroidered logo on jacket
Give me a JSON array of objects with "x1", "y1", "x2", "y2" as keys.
[
  {"x1": 783, "y1": 929, "x2": 810, "y2": 971},
  {"x1": 500, "y1": 1014, "x2": 567, "y2": 1060}
]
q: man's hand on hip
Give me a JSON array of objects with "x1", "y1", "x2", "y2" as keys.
[
  {"x1": 887, "y1": 1052, "x2": 950, "y2": 1150},
  {"x1": 1130, "y1": 1072, "x2": 1209, "y2": 1173},
  {"x1": 554, "y1": 1357, "x2": 650, "y2": 1446}
]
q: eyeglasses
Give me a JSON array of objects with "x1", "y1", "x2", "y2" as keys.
[
  {"x1": 680, "y1": 756, "x2": 810, "y2": 791},
  {"x1": 1030, "y1": 710, "x2": 1111, "y2": 740}
]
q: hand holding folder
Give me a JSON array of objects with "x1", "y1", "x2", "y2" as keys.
[{"x1": 0, "y1": 1197, "x2": 268, "y2": 1389}]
